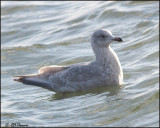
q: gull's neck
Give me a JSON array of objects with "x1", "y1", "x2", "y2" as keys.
[{"x1": 92, "y1": 45, "x2": 113, "y2": 65}]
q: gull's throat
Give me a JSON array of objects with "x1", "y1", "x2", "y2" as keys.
[{"x1": 93, "y1": 45, "x2": 111, "y2": 65}]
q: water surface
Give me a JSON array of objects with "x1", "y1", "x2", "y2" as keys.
[{"x1": 1, "y1": 1, "x2": 159, "y2": 127}]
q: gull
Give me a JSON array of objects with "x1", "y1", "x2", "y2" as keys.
[{"x1": 13, "y1": 29, "x2": 123, "y2": 93}]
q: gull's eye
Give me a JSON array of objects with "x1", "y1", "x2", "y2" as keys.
[{"x1": 99, "y1": 35, "x2": 106, "y2": 39}]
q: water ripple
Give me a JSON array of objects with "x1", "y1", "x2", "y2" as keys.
[{"x1": 1, "y1": 1, "x2": 159, "y2": 127}]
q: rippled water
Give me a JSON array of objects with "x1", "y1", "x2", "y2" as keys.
[{"x1": 1, "y1": 1, "x2": 159, "y2": 127}]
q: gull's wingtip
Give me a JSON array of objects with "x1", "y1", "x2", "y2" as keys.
[
  {"x1": 12, "y1": 74, "x2": 37, "y2": 82},
  {"x1": 12, "y1": 75, "x2": 25, "y2": 82},
  {"x1": 12, "y1": 74, "x2": 54, "y2": 91}
]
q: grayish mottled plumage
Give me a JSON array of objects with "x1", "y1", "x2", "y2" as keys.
[{"x1": 13, "y1": 29, "x2": 123, "y2": 92}]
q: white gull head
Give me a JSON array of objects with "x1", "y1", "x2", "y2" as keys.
[{"x1": 91, "y1": 29, "x2": 122, "y2": 48}]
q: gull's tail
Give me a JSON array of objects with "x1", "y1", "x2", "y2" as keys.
[{"x1": 13, "y1": 74, "x2": 53, "y2": 91}]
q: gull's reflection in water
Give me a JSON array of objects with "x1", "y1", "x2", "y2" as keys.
[{"x1": 48, "y1": 85, "x2": 122, "y2": 101}]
